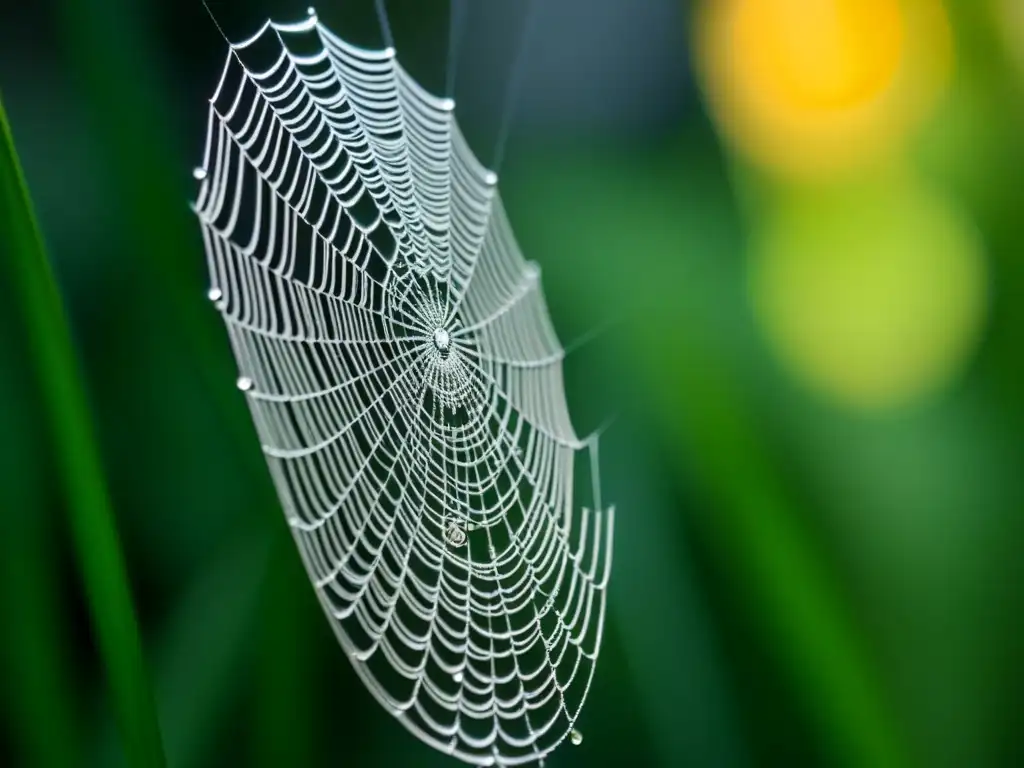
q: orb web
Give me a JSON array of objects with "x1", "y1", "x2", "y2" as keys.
[{"x1": 192, "y1": 12, "x2": 614, "y2": 766}]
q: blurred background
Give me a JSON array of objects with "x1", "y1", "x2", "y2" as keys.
[{"x1": 1, "y1": 0, "x2": 1023, "y2": 766}]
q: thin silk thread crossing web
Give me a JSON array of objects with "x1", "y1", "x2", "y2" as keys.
[{"x1": 192, "y1": 10, "x2": 614, "y2": 766}]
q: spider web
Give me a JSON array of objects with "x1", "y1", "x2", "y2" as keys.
[{"x1": 192, "y1": 10, "x2": 613, "y2": 766}]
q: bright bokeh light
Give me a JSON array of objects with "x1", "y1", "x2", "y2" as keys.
[
  {"x1": 748, "y1": 176, "x2": 988, "y2": 411},
  {"x1": 735, "y1": 0, "x2": 903, "y2": 112},
  {"x1": 695, "y1": 0, "x2": 952, "y2": 177}
]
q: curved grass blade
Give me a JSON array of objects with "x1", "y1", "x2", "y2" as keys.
[
  {"x1": 0, "y1": 93, "x2": 167, "y2": 768},
  {"x1": 0, "y1": 346, "x2": 81, "y2": 767}
]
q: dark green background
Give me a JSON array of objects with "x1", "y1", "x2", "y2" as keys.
[{"x1": 1, "y1": 1, "x2": 1022, "y2": 766}]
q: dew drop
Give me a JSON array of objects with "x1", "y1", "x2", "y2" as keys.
[
  {"x1": 207, "y1": 287, "x2": 223, "y2": 302},
  {"x1": 570, "y1": 729, "x2": 583, "y2": 746},
  {"x1": 524, "y1": 262, "x2": 540, "y2": 281},
  {"x1": 484, "y1": 171, "x2": 498, "y2": 186},
  {"x1": 384, "y1": 46, "x2": 396, "y2": 60},
  {"x1": 452, "y1": 670, "x2": 463, "y2": 683},
  {"x1": 307, "y1": 6, "x2": 315, "y2": 15},
  {"x1": 441, "y1": 98, "x2": 455, "y2": 112},
  {"x1": 236, "y1": 376, "x2": 253, "y2": 391},
  {"x1": 193, "y1": 167, "x2": 207, "y2": 180}
]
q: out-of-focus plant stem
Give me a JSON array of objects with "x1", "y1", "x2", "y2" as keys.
[
  {"x1": 0, "y1": 433, "x2": 81, "y2": 768},
  {"x1": 52, "y1": 0, "x2": 271, "y2": 477},
  {"x1": 0, "y1": 94, "x2": 167, "y2": 768},
  {"x1": 657, "y1": 320, "x2": 910, "y2": 768},
  {"x1": 254, "y1": 538, "x2": 315, "y2": 768}
]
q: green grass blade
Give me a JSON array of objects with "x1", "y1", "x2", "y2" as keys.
[
  {"x1": 0, "y1": 349, "x2": 81, "y2": 768},
  {"x1": 0, "y1": 94, "x2": 167, "y2": 768},
  {"x1": 0, "y1": 526, "x2": 82, "y2": 768}
]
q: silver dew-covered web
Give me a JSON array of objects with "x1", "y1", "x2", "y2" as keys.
[{"x1": 192, "y1": 11, "x2": 613, "y2": 766}]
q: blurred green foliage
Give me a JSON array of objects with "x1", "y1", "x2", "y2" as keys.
[
  {"x1": 1, "y1": 94, "x2": 166, "y2": 767},
  {"x1": 1, "y1": 1, "x2": 1022, "y2": 767}
]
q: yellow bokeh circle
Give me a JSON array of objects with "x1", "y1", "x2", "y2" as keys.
[
  {"x1": 736, "y1": 0, "x2": 904, "y2": 112},
  {"x1": 695, "y1": 0, "x2": 953, "y2": 177},
  {"x1": 748, "y1": 176, "x2": 988, "y2": 411}
]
